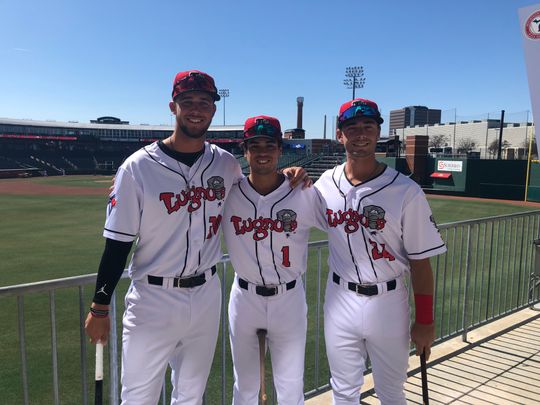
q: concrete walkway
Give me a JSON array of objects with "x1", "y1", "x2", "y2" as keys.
[{"x1": 306, "y1": 307, "x2": 540, "y2": 405}]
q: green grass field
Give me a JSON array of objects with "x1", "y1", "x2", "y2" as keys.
[{"x1": 0, "y1": 175, "x2": 538, "y2": 404}]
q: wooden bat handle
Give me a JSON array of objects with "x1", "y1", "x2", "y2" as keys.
[
  {"x1": 95, "y1": 341, "x2": 104, "y2": 405},
  {"x1": 257, "y1": 329, "x2": 267, "y2": 405}
]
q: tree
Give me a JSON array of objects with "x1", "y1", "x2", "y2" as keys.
[
  {"x1": 428, "y1": 134, "x2": 448, "y2": 148},
  {"x1": 521, "y1": 136, "x2": 538, "y2": 158},
  {"x1": 488, "y1": 138, "x2": 510, "y2": 157},
  {"x1": 456, "y1": 137, "x2": 476, "y2": 154}
]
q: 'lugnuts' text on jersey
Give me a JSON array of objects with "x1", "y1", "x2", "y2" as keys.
[
  {"x1": 104, "y1": 142, "x2": 242, "y2": 280},
  {"x1": 223, "y1": 177, "x2": 327, "y2": 286},
  {"x1": 314, "y1": 163, "x2": 446, "y2": 284}
]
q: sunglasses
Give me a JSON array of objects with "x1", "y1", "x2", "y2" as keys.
[
  {"x1": 245, "y1": 122, "x2": 278, "y2": 137},
  {"x1": 174, "y1": 72, "x2": 217, "y2": 94},
  {"x1": 339, "y1": 104, "x2": 380, "y2": 123}
]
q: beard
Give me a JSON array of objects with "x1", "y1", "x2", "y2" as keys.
[{"x1": 178, "y1": 122, "x2": 210, "y2": 139}]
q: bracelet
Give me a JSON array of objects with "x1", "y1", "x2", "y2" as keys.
[
  {"x1": 90, "y1": 307, "x2": 110, "y2": 318},
  {"x1": 414, "y1": 294, "x2": 433, "y2": 324}
]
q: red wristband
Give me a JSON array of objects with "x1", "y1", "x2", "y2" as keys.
[{"x1": 414, "y1": 294, "x2": 433, "y2": 324}]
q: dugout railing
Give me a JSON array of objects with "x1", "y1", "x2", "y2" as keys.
[{"x1": 2, "y1": 211, "x2": 540, "y2": 404}]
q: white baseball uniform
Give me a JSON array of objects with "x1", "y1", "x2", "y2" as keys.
[
  {"x1": 314, "y1": 163, "x2": 446, "y2": 405},
  {"x1": 223, "y1": 176, "x2": 327, "y2": 405},
  {"x1": 104, "y1": 141, "x2": 242, "y2": 404}
]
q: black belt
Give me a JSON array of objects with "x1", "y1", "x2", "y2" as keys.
[
  {"x1": 148, "y1": 266, "x2": 216, "y2": 288},
  {"x1": 332, "y1": 272, "x2": 396, "y2": 296},
  {"x1": 238, "y1": 277, "x2": 296, "y2": 297}
]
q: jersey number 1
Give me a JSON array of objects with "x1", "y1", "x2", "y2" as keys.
[{"x1": 281, "y1": 246, "x2": 291, "y2": 267}]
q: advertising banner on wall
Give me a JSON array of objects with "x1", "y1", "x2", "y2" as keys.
[{"x1": 519, "y1": 4, "x2": 540, "y2": 148}]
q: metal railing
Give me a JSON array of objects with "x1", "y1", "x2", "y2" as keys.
[{"x1": 2, "y1": 211, "x2": 540, "y2": 404}]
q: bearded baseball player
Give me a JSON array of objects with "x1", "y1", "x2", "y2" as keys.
[
  {"x1": 314, "y1": 98, "x2": 446, "y2": 405},
  {"x1": 223, "y1": 116, "x2": 327, "y2": 404},
  {"x1": 84, "y1": 71, "x2": 309, "y2": 404}
]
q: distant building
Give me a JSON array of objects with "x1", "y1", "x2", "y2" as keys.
[
  {"x1": 389, "y1": 106, "x2": 441, "y2": 136},
  {"x1": 393, "y1": 119, "x2": 535, "y2": 159},
  {"x1": 90, "y1": 116, "x2": 129, "y2": 125},
  {"x1": 284, "y1": 128, "x2": 306, "y2": 139}
]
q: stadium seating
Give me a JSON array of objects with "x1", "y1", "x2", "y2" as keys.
[{"x1": 302, "y1": 154, "x2": 345, "y2": 180}]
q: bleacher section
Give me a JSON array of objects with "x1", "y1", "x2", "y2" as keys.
[
  {"x1": 236, "y1": 153, "x2": 322, "y2": 176},
  {"x1": 0, "y1": 140, "x2": 343, "y2": 179},
  {"x1": 0, "y1": 155, "x2": 23, "y2": 169},
  {"x1": 303, "y1": 154, "x2": 345, "y2": 180}
]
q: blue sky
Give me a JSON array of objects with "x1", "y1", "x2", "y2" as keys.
[{"x1": 0, "y1": 0, "x2": 537, "y2": 138}]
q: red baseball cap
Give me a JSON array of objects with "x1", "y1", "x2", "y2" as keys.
[
  {"x1": 171, "y1": 70, "x2": 220, "y2": 101},
  {"x1": 243, "y1": 115, "x2": 282, "y2": 142},
  {"x1": 338, "y1": 98, "x2": 383, "y2": 128}
]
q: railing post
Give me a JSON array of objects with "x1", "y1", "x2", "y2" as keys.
[
  {"x1": 109, "y1": 292, "x2": 119, "y2": 404},
  {"x1": 17, "y1": 296, "x2": 29, "y2": 405},
  {"x1": 530, "y1": 238, "x2": 540, "y2": 310},
  {"x1": 221, "y1": 262, "x2": 227, "y2": 405},
  {"x1": 78, "y1": 286, "x2": 88, "y2": 405},
  {"x1": 315, "y1": 247, "x2": 322, "y2": 389},
  {"x1": 461, "y1": 224, "x2": 473, "y2": 342},
  {"x1": 50, "y1": 290, "x2": 60, "y2": 405}
]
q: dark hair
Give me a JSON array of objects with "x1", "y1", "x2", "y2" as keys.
[{"x1": 241, "y1": 137, "x2": 282, "y2": 152}]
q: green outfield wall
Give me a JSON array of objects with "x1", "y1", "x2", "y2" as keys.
[{"x1": 385, "y1": 156, "x2": 530, "y2": 201}]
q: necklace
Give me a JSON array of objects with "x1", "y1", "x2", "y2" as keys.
[
  {"x1": 344, "y1": 161, "x2": 381, "y2": 186},
  {"x1": 166, "y1": 137, "x2": 205, "y2": 187}
]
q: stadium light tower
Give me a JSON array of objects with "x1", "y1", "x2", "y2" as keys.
[
  {"x1": 343, "y1": 66, "x2": 365, "y2": 100},
  {"x1": 218, "y1": 89, "x2": 230, "y2": 125}
]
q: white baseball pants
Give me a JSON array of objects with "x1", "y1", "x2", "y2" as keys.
[
  {"x1": 324, "y1": 277, "x2": 410, "y2": 405},
  {"x1": 121, "y1": 275, "x2": 221, "y2": 405},
  {"x1": 228, "y1": 276, "x2": 307, "y2": 405}
]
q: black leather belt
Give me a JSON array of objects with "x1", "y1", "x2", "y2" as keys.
[
  {"x1": 333, "y1": 272, "x2": 396, "y2": 296},
  {"x1": 238, "y1": 277, "x2": 296, "y2": 297},
  {"x1": 148, "y1": 266, "x2": 216, "y2": 288}
]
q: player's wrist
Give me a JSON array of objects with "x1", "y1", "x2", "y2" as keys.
[
  {"x1": 90, "y1": 307, "x2": 110, "y2": 318},
  {"x1": 91, "y1": 302, "x2": 110, "y2": 310},
  {"x1": 414, "y1": 294, "x2": 433, "y2": 324}
]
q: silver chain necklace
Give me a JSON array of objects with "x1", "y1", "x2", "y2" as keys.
[{"x1": 166, "y1": 138, "x2": 205, "y2": 187}]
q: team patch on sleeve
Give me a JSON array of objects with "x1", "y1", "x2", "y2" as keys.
[
  {"x1": 430, "y1": 215, "x2": 440, "y2": 233},
  {"x1": 107, "y1": 194, "x2": 117, "y2": 215}
]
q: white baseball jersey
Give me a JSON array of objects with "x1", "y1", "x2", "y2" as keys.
[
  {"x1": 222, "y1": 176, "x2": 327, "y2": 285},
  {"x1": 104, "y1": 141, "x2": 242, "y2": 280},
  {"x1": 223, "y1": 176, "x2": 326, "y2": 404},
  {"x1": 314, "y1": 163, "x2": 446, "y2": 284}
]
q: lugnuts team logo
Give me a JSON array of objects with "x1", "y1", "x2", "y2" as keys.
[
  {"x1": 159, "y1": 176, "x2": 226, "y2": 214},
  {"x1": 276, "y1": 209, "x2": 297, "y2": 232},
  {"x1": 525, "y1": 10, "x2": 540, "y2": 40},
  {"x1": 326, "y1": 205, "x2": 386, "y2": 234},
  {"x1": 230, "y1": 209, "x2": 298, "y2": 241},
  {"x1": 207, "y1": 176, "x2": 225, "y2": 199}
]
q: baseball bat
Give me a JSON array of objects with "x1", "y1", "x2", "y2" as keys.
[
  {"x1": 420, "y1": 350, "x2": 429, "y2": 405},
  {"x1": 257, "y1": 329, "x2": 267, "y2": 405},
  {"x1": 95, "y1": 341, "x2": 104, "y2": 405}
]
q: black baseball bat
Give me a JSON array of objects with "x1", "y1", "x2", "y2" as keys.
[{"x1": 420, "y1": 350, "x2": 429, "y2": 405}]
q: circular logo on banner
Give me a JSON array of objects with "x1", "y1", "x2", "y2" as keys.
[{"x1": 525, "y1": 10, "x2": 540, "y2": 40}]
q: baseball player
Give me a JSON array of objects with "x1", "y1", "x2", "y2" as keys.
[
  {"x1": 222, "y1": 116, "x2": 327, "y2": 404},
  {"x1": 314, "y1": 98, "x2": 446, "y2": 404},
  {"x1": 84, "y1": 71, "x2": 309, "y2": 404}
]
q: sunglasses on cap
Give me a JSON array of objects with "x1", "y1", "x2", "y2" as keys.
[
  {"x1": 245, "y1": 120, "x2": 279, "y2": 137},
  {"x1": 339, "y1": 104, "x2": 382, "y2": 125},
  {"x1": 172, "y1": 72, "x2": 220, "y2": 100}
]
